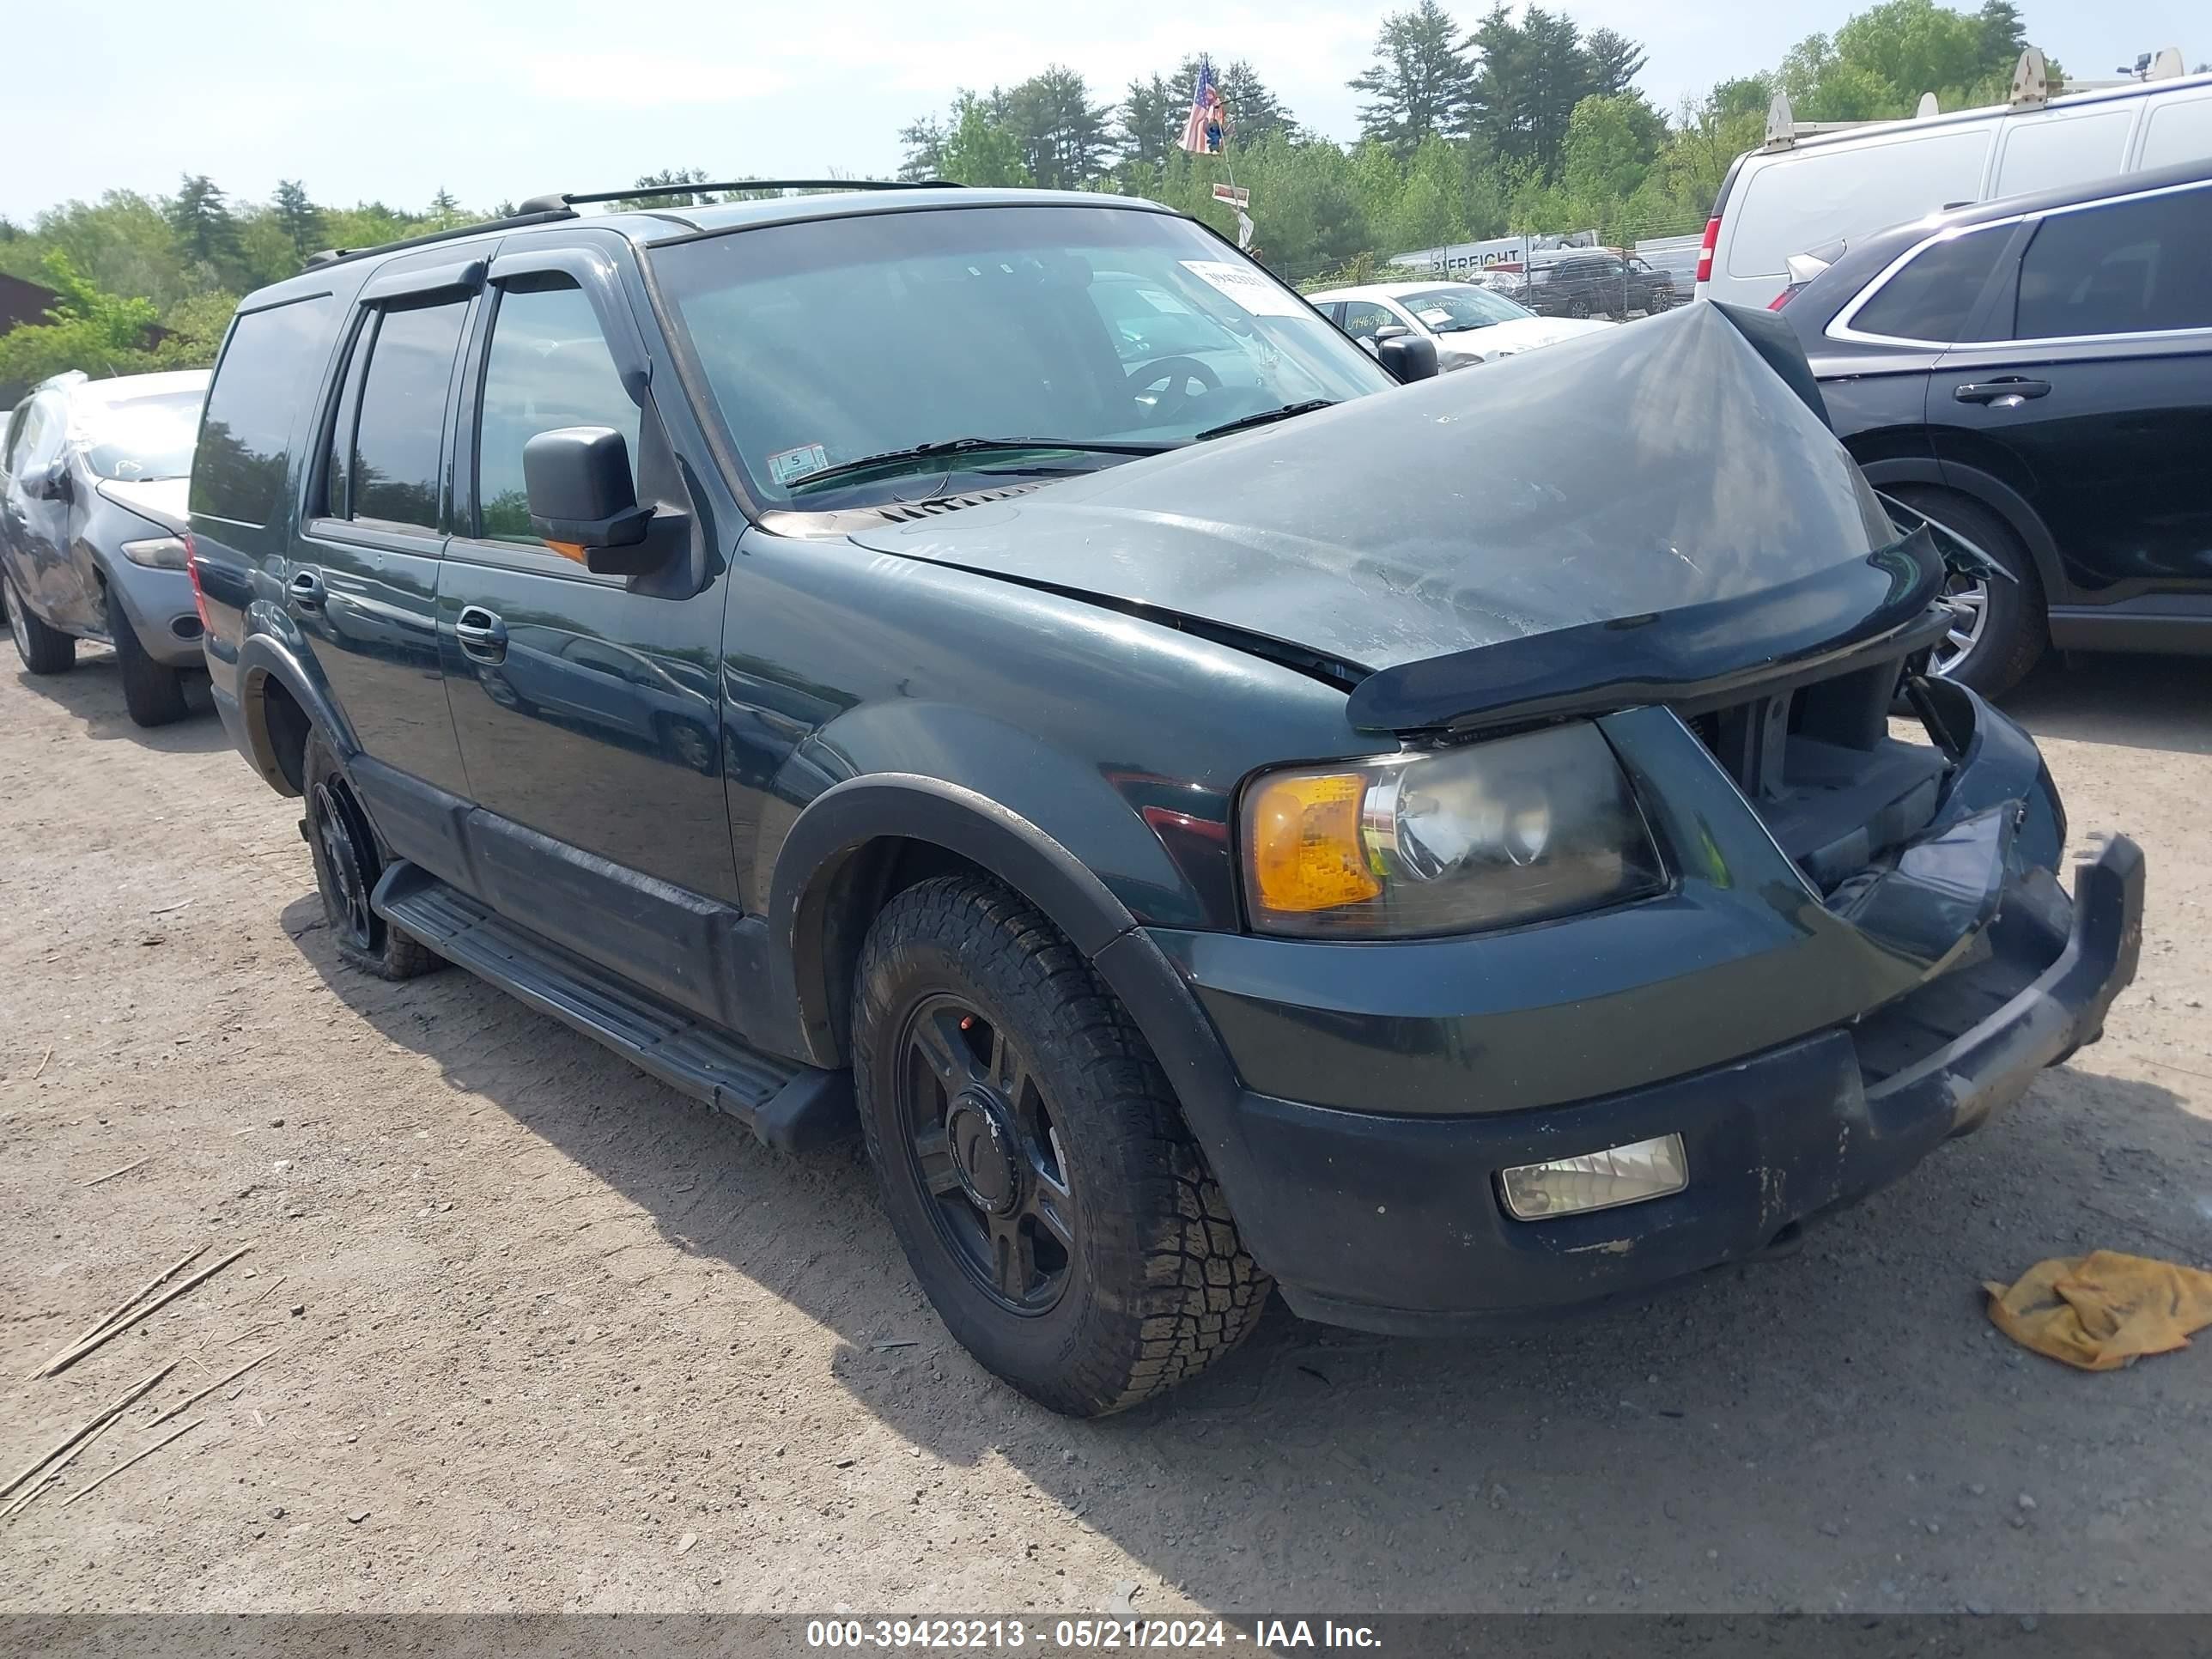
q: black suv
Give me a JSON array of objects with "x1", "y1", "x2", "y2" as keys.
[
  {"x1": 190, "y1": 183, "x2": 2143, "y2": 1416},
  {"x1": 1781, "y1": 156, "x2": 2212, "y2": 696},
  {"x1": 1527, "y1": 253, "x2": 1637, "y2": 319}
]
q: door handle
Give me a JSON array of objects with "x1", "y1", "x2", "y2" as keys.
[
  {"x1": 289, "y1": 569, "x2": 325, "y2": 611},
  {"x1": 454, "y1": 605, "x2": 508, "y2": 664},
  {"x1": 1953, "y1": 378, "x2": 2051, "y2": 406}
]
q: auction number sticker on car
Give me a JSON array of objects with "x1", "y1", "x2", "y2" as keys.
[
  {"x1": 769, "y1": 443, "x2": 831, "y2": 485},
  {"x1": 1418, "y1": 307, "x2": 1455, "y2": 325},
  {"x1": 1179, "y1": 260, "x2": 1306, "y2": 318}
]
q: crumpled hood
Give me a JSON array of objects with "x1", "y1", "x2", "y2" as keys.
[{"x1": 848, "y1": 302, "x2": 1925, "y2": 726}]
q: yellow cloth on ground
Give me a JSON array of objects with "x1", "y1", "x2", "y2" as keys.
[{"x1": 1984, "y1": 1250, "x2": 2212, "y2": 1371}]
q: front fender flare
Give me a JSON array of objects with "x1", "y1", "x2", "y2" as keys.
[{"x1": 765, "y1": 775, "x2": 1264, "y2": 1212}]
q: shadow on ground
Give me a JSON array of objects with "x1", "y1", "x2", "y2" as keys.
[
  {"x1": 2003, "y1": 652, "x2": 2212, "y2": 757},
  {"x1": 282, "y1": 882, "x2": 2211, "y2": 1613},
  {"x1": 6, "y1": 650, "x2": 225, "y2": 753}
]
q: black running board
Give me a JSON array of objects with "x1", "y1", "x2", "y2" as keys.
[{"x1": 371, "y1": 861, "x2": 854, "y2": 1152}]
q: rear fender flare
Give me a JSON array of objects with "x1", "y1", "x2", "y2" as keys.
[{"x1": 233, "y1": 629, "x2": 356, "y2": 794}]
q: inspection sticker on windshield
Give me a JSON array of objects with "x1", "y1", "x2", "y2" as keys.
[
  {"x1": 1180, "y1": 260, "x2": 1305, "y2": 318},
  {"x1": 768, "y1": 443, "x2": 830, "y2": 485}
]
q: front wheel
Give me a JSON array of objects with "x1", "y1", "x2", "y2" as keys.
[
  {"x1": 109, "y1": 608, "x2": 190, "y2": 727},
  {"x1": 5, "y1": 574, "x2": 76, "y2": 675},
  {"x1": 854, "y1": 875, "x2": 1269, "y2": 1416}
]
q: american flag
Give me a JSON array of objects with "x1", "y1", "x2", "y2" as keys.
[{"x1": 1180, "y1": 58, "x2": 1225, "y2": 155}]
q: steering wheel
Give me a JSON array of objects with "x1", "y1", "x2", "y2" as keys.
[{"x1": 1127, "y1": 356, "x2": 1221, "y2": 422}]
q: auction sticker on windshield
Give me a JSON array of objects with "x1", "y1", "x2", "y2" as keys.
[
  {"x1": 769, "y1": 443, "x2": 831, "y2": 485},
  {"x1": 1180, "y1": 260, "x2": 1306, "y2": 318},
  {"x1": 1418, "y1": 308, "x2": 1455, "y2": 325}
]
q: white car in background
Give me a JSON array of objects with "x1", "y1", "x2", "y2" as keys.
[{"x1": 1305, "y1": 280, "x2": 1613, "y2": 370}]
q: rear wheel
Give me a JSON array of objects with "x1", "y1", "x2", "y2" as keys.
[
  {"x1": 4, "y1": 574, "x2": 76, "y2": 675},
  {"x1": 301, "y1": 732, "x2": 441, "y2": 980},
  {"x1": 854, "y1": 874, "x2": 1269, "y2": 1417},
  {"x1": 109, "y1": 608, "x2": 190, "y2": 727},
  {"x1": 1891, "y1": 487, "x2": 2045, "y2": 697}
]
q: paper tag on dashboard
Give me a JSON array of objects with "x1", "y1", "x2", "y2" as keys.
[{"x1": 1179, "y1": 261, "x2": 1306, "y2": 318}]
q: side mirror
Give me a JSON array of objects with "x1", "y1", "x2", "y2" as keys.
[
  {"x1": 28, "y1": 461, "x2": 72, "y2": 503},
  {"x1": 1376, "y1": 333, "x2": 1441, "y2": 383},
  {"x1": 523, "y1": 427, "x2": 658, "y2": 575},
  {"x1": 1370, "y1": 324, "x2": 1412, "y2": 342}
]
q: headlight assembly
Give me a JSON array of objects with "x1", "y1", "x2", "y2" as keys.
[
  {"x1": 1239, "y1": 722, "x2": 1665, "y2": 938},
  {"x1": 119, "y1": 536, "x2": 190, "y2": 570}
]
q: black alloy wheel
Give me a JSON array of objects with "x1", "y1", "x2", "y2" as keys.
[
  {"x1": 895, "y1": 994, "x2": 1075, "y2": 1315},
  {"x1": 311, "y1": 776, "x2": 377, "y2": 953}
]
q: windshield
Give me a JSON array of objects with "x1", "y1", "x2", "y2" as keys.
[
  {"x1": 1398, "y1": 286, "x2": 1536, "y2": 331},
  {"x1": 74, "y1": 390, "x2": 205, "y2": 481},
  {"x1": 649, "y1": 204, "x2": 1393, "y2": 504}
]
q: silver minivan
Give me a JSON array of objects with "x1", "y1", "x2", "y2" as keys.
[{"x1": 1697, "y1": 58, "x2": 2212, "y2": 309}]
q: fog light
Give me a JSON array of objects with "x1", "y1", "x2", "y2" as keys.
[{"x1": 1499, "y1": 1133, "x2": 1688, "y2": 1220}]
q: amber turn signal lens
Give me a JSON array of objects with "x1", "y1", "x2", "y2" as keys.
[{"x1": 1245, "y1": 771, "x2": 1382, "y2": 915}]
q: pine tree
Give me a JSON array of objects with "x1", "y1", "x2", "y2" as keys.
[
  {"x1": 166, "y1": 174, "x2": 240, "y2": 270},
  {"x1": 272, "y1": 179, "x2": 324, "y2": 259},
  {"x1": 1348, "y1": 1, "x2": 1477, "y2": 160},
  {"x1": 1583, "y1": 28, "x2": 1650, "y2": 98},
  {"x1": 1000, "y1": 67, "x2": 1114, "y2": 189},
  {"x1": 898, "y1": 117, "x2": 950, "y2": 181}
]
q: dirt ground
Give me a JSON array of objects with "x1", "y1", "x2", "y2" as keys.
[{"x1": 1, "y1": 646, "x2": 2207, "y2": 1617}]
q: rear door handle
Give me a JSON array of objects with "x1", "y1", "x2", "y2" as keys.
[
  {"x1": 289, "y1": 569, "x2": 325, "y2": 611},
  {"x1": 1953, "y1": 378, "x2": 2051, "y2": 406},
  {"x1": 454, "y1": 605, "x2": 507, "y2": 664}
]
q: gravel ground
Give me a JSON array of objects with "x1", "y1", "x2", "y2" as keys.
[{"x1": 1, "y1": 647, "x2": 2207, "y2": 1616}]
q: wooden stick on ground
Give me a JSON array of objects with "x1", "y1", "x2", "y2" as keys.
[
  {"x1": 82, "y1": 1156, "x2": 151, "y2": 1189},
  {"x1": 248, "y1": 1273, "x2": 288, "y2": 1309},
  {"x1": 35, "y1": 1246, "x2": 252, "y2": 1379},
  {"x1": 3, "y1": 1401, "x2": 125, "y2": 1519},
  {"x1": 148, "y1": 1350, "x2": 274, "y2": 1431},
  {"x1": 31, "y1": 1048, "x2": 51, "y2": 1080},
  {"x1": 2, "y1": 1472, "x2": 62, "y2": 1520},
  {"x1": 0, "y1": 1361, "x2": 175, "y2": 1499},
  {"x1": 222, "y1": 1322, "x2": 276, "y2": 1347},
  {"x1": 59, "y1": 1419, "x2": 201, "y2": 1509},
  {"x1": 58, "y1": 1245, "x2": 207, "y2": 1360}
]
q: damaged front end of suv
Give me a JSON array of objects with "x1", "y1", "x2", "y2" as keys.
[{"x1": 837, "y1": 297, "x2": 2144, "y2": 1336}]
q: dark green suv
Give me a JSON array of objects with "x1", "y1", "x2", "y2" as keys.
[{"x1": 187, "y1": 181, "x2": 2142, "y2": 1416}]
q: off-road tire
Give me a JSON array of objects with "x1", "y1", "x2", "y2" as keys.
[
  {"x1": 301, "y1": 732, "x2": 441, "y2": 981},
  {"x1": 109, "y1": 609, "x2": 190, "y2": 727},
  {"x1": 854, "y1": 874, "x2": 1269, "y2": 1416},
  {"x1": 4, "y1": 574, "x2": 76, "y2": 675},
  {"x1": 1892, "y1": 485, "x2": 2045, "y2": 698}
]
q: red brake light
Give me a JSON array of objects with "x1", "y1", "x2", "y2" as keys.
[
  {"x1": 184, "y1": 531, "x2": 210, "y2": 629},
  {"x1": 1694, "y1": 216, "x2": 1720, "y2": 286},
  {"x1": 1767, "y1": 283, "x2": 1803, "y2": 312}
]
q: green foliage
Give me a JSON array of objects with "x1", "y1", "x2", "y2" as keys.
[
  {"x1": 1349, "y1": 1, "x2": 1477, "y2": 159},
  {"x1": 0, "y1": 0, "x2": 2075, "y2": 382}
]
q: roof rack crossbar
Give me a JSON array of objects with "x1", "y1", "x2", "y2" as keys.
[
  {"x1": 552, "y1": 179, "x2": 957, "y2": 208},
  {"x1": 304, "y1": 206, "x2": 579, "y2": 270}
]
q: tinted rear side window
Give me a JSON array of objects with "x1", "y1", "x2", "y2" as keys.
[
  {"x1": 1849, "y1": 224, "x2": 2012, "y2": 343},
  {"x1": 2014, "y1": 186, "x2": 2212, "y2": 338},
  {"x1": 192, "y1": 295, "x2": 337, "y2": 526},
  {"x1": 349, "y1": 299, "x2": 467, "y2": 529}
]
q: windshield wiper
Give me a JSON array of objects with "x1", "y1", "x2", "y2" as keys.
[
  {"x1": 1194, "y1": 400, "x2": 1335, "y2": 441},
  {"x1": 785, "y1": 435, "x2": 1176, "y2": 494}
]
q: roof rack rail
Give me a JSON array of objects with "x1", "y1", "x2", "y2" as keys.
[
  {"x1": 303, "y1": 205, "x2": 579, "y2": 270},
  {"x1": 2010, "y1": 45, "x2": 2186, "y2": 107},
  {"x1": 544, "y1": 179, "x2": 957, "y2": 209},
  {"x1": 1762, "y1": 42, "x2": 2189, "y2": 148}
]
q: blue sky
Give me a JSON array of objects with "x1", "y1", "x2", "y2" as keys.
[{"x1": 0, "y1": 0, "x2": 2200, "y2": 222}]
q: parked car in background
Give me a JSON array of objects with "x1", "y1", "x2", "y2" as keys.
[
  {"x1": 1, "y1": 368, "x2": 212, "y2": 724},
  {"x1": 191, "y1": 181, "x2": 2140, "y2": 1418},
  {"x1": 1524, "y1": 253, "x2": 1641, "y2": 319},
  {"x1": 1780, "y1": 155, "x2": 2212, "y2": 695},
  {"x1": 1625, "y1": 255, "x2": 1679, "y2": 312},
  {"x1": 1307, "y1": 280, "x2": 1613, "y2": 369},
  {"x1": 1698, "y1": 55, "x2": 2212, "y2": 309}
]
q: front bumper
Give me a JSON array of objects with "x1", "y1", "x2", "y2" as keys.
[
  {"x1": 103, "y1": 560, "x2": 204, "y2": 667},
  {"x1": 1192, "y1": 836, "x2": 2142, "y2": 1333}
]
